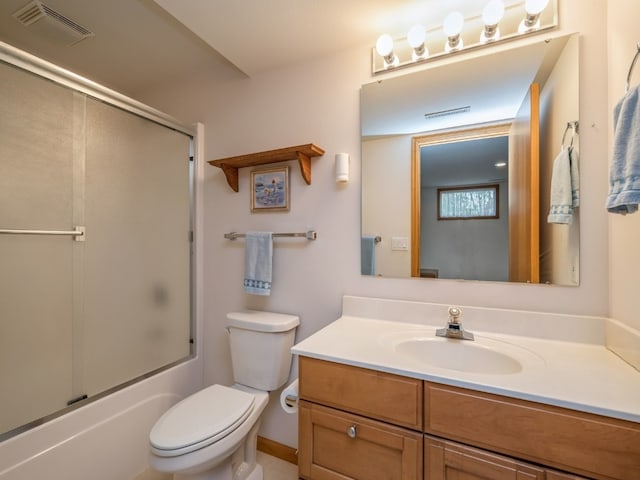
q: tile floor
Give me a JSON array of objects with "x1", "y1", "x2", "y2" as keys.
[{"x1": 135, "y1": 451, "x2": 298, "y2": 479}]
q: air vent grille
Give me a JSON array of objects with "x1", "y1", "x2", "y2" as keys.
[
  {"x1": 424, "y1": 106, "x2": 471, "y2": 120},
  {"x1": 12, "y1": 1, "x2": 94, "y2": 45}
]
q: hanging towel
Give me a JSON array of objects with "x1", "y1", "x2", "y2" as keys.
[
  {"x1": 606, "y1": 84, "x2": 640, "y2": 214},
  {"x1": 243, "y1": 232, "x2": 273, "y2": 295},
  {"x1": 361, "y1": 236, "x2": 376, "y2": 276},
  {"x1": 548, "y1": 146, "x2": 580, "y2": 224}
]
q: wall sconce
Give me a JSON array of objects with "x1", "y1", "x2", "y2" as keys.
[
  {"x1": 519, "y1": 0, "x2": 550, "y2": 33},
  {"x1": 371, "y1": 0, "x2": 557, "y2": 75},
  {"x1": 375, "y1": 34, "x2": 399, "y2": 69},
  {"x1": 335, "y1": 153, "x2": 350, "y2": 183},
  {"x1": 443, "y1": 12, "x2": 464, "y2": 53},
  {"x1": 481, "y1": 0, "x2": 505, "y2": 43}
]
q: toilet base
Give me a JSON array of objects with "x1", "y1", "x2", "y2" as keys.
[{"x1": 173, "y1": 461, "x2": 262, "y2": 480}]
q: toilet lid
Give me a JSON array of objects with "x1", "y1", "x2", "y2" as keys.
[{"x1": 150, "y1": 384, "x2": 255, "y2": 456}]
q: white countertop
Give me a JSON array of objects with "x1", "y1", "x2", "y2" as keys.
[{"x1": 292, "y1": 315, "x2": 640, "y2": 423}]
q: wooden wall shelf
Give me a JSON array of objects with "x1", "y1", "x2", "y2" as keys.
[{"x1": 208, "y1": 143, "x2": 325, "y2": 192}]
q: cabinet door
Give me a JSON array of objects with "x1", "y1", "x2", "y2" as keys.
[
  {"x1": 299, "y1": 400, "x2": 422, "y2": 480},
  {"x1": 424, "y1": 436, "x2": 544, "y2": 480}
]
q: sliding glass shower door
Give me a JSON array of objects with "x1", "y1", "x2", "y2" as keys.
[{"x1": 0, "y1": 55, "x2": 193, "y2": 438}]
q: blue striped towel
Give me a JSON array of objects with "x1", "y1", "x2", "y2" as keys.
[{"x1": 244, "y1": 232, "x2": 273, "y2": 295}]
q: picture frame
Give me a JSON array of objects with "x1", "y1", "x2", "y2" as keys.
[{"x1": 250, "y1": 166, "x2": 290, "y2": 212}]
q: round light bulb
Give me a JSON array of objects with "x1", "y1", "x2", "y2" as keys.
[
  {"x1": 407, "y1": 25, "x2": 426, "y2": 49},
  {"x1": 375, "y1": 34, "x2": 394, "y2": 57},
  {"x1": 443, "y1": 11, "x2": 464, "y2": 37},
  {"x1": 525, "y1": 0, "x2": 549, "y2": 15},
  {"x1": 483, "y1": 0, "x2": 505, "y2": 25}
]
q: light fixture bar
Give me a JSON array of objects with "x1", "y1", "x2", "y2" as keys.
[{"x1": 371, "y1": 0, "x2": 557, "y2": 75}]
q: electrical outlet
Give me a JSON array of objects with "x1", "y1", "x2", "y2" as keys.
[{"x1": 391, "y1": 236, "x2": 409, "y2": 251}]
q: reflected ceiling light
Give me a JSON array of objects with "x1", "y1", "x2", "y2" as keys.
[
  {"x1": 519, "y1": 0, "x2": 550, "y2": 33},
  {"x1": 481, "y1": 0, "x2": 505, "y2": 43},
  {"x1": 494, "y1": 161, "x2": 507, "y2": 168},
  {"x1": 407, "y1": 24, "x2": 428, "y2": 61},
  {"x1": 375, "y1": 33, "x2": 399, "y2": 68},
  {"x1": 443, "y1": 11, "x2": 464, "y2": 52}
]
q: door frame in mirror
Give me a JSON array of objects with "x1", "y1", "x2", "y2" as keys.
[{"x1": 411, "y1": 123, "x2": 511, "y2": 278}]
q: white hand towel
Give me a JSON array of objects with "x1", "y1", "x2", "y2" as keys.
[
  {"x1": 548, "y1": 146, "x2": 579, "y2": 224},
  {"x1": 243, "y1": 232, "x2": 272, "y2": 295}
]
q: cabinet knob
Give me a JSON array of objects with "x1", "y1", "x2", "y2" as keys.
[{"x1": 347, "y1": 424, "x2": 357, "y2": 438}]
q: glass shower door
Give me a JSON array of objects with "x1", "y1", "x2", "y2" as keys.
[
  {"x1": 0, "y1": 62, "x2": 77, "y2": 433},
  {"x1": 0, "y1": 57, "x2": 193, "y2": 439}
]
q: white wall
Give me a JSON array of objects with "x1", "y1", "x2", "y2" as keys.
[
  {"x1": 539, "y1": 34, "x2": 580, "y2": 285},
  {"x1": 138, "y1": 0, "x2": 610, "y2": 449},
  {"x1": 606, "y1": 0, "x2": 640, "y2": 369},
  {"x1": 361, "y1": 135, "x2": 412, "y2": 277}
]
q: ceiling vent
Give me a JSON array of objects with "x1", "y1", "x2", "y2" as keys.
[
  {"x1": 12, "y1": 1, "x2": 94, "y2": 46},
  {"x1": 424, "y1": 106, "x2": 471, "y2": 120}
]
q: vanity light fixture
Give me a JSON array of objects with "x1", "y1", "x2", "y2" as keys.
[
  {"x1": 375, "y1": 33, "x2": 399, "y2": 69},
  {"x1": 407, "y1": 24, "x2": 428, "y2": 61},
  {"x1": 518, "y1": 0, "x2": 550, "y2": 33},
  {"x1": 443, "y1": 11, "x2": 464, "y2": 53},
  {"x1": 481, "y1": 0, "x2": 505, "y2": 43},
  {"x1": 371, "y1": 0, "x2": 557, "y2": 75}
]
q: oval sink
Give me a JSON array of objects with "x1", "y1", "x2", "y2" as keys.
[{"x1": 395, "y1": 337, "x2": 523, "y2": 374}]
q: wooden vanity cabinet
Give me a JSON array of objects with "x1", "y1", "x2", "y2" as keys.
[
  {"x1": 298, "y1": 356, "x2": 423, "y2": 480},
  {"x1": 298, "y1": 357, "x2": 639, "y2": 480}
]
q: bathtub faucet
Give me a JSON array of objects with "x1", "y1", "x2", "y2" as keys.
[{"x1": 436, "y1": 306, "x2": 474, "y2": 341}]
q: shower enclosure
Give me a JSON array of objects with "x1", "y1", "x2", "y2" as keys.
[{"x1": 0, "y1": 43, "x2": 194, "y2": 440}]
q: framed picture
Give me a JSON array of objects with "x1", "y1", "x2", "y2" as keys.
[{"x1": 250, "y1": 166, "x2": 290, "y2": 212}]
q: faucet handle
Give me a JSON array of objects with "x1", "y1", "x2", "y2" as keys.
[{"x1": 448, "y1": 306, "x2": 462, "y2": 323}]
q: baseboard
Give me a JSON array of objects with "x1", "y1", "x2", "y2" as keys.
[{"x1": 257, "y1": 436, "x2": 298, "y2": 465}]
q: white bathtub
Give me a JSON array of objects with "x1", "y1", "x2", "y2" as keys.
[{"x1": 0, "y1": 358, "x2": 202, "y2": 480}]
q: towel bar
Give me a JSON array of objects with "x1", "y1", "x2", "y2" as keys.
[
  {"x1": 224, "y1": 230, "x2": 317, "y2": 240},
  {"x1": 625, "y1": 42, "x2": 640, "y2": 93}
]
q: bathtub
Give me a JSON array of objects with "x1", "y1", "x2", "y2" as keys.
[{"x1": 0, "y1": 357, "x2": 202, "y2": 480}]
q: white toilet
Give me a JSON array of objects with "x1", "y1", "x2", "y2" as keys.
[{"x1": 148, "y1": 310, "x2": 300, "y2": 480}]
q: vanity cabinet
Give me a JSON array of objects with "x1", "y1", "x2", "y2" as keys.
[
  {"x1": 298, "y1": 357, "x2": 639, "y2": 480},
  {"x1": 298, "y1": 356, "x2": 423, "y2": 480}
]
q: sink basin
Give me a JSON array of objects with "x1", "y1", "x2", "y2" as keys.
[{"x1": 394, "y1": 337, "x2": 524, "y2": 374}]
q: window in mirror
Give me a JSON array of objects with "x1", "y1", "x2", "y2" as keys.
[{"x1": 438, "y1": 184, "x2": 499, "y2": 220}]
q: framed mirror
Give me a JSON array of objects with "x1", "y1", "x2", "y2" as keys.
[{"x1": 361, "y1": 33, "x2": 579, "y2": 285}]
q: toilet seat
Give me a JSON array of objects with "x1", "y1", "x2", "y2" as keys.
[{"x1": 150, "y1": 385, "x2": 255, "y2": 457}]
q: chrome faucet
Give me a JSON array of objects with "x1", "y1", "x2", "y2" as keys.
[{"x1": 436, "y1": 307, "x2": 474, "y2": 341}]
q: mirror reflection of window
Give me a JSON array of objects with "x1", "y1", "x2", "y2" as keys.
[{"x1": 438, "y1": 184, "x2": 499, "y2": 220}]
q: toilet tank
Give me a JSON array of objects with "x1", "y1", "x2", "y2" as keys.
[{"x1": 227, "y1": 310, "x2": 300, "y2": 391}]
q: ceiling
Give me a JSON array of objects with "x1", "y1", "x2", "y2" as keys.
[{"x1": 0, "y1": 0, "x2": 498, "y2": 96}]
